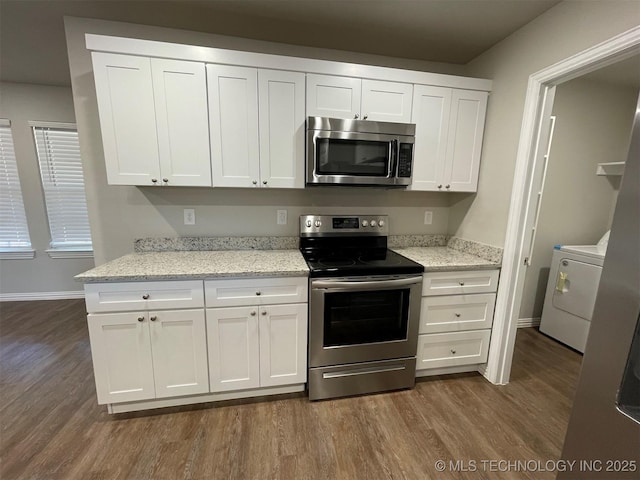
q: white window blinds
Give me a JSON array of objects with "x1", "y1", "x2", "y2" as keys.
[
  {"x1": 33, "y1": 123, "x2": 92, "y2": 251},
  {"x1": 0, "y1": 120, "x2": 32, "y2": 252}
]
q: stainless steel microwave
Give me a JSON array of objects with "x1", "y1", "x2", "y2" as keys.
[{"x1": 306, "y1": 116, "x2": 415, "y2": 187}]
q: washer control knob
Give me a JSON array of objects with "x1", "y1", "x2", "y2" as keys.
[
  {"x1": 306, "y1": 219, "x2": 312, "y2": 227},
  {"x1": 314, "y1": 220, "x2": 322, "y2": 227},
  {"x1": 370, "y1": 220, "x2": 377, "y2": 227},
  {"x1": 378, "y1": 220, "x2": 385, "y2": 227},
  {"x1": 362, "y1": 220, "x2": 369, "y2": 227}
]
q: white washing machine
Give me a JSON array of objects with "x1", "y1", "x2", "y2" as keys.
[{"x1": 539, "y1": 236, "x2": 608, "y2": 353}]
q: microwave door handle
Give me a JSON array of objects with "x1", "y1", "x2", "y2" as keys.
[{"x1": 389, "y1": 139, "x2": 398, "y2": 178}]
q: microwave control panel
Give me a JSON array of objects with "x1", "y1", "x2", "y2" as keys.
[{"x1": 397, "y1": 143, "x2": 413, "y2": 178}]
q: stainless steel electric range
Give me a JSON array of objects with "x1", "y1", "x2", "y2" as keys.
[{"x1": 300, "y1": 214, "x2": 424, "y2": 400}]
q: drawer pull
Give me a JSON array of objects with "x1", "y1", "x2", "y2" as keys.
[
  {"x1": 142, "y1": 294, "x2": 150, "y2": 300},
  {"x1": 261, "y1": 310, "x2": 267, "y2": 316},
  {"x1": 250, "y1": 311, "x2": 256, "y2": 316},
  {"x1": 255, "y1": 291, "x2": 261, "y2": 296},
  {"x1": 459, "y1": 282, "x2": 465, "y2": 286},
  {"x1": 451, "y1": 349, "x2": 457, "y2": 355},
  {"x1": 454, "y1": 313, "x2": 461, "y2": 317},
  {"x1": 137, "y1": 316, "x2": 144, "y2": 322},
  {"x1": 150, "y1": 316, "x2": 157, "y2": 322}
]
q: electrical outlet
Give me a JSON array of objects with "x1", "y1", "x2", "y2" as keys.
[
  {"x1": 424, "y1": 211, "x2": 433, "y2": 225},
  {"x1": 184, "y1": 208, "x2": 196, "y2": 225},
  {"x1": 277, "y1": 209, "x2": 287, "y2": 225}
]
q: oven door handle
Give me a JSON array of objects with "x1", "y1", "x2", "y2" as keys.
[{"x1": 312, "y1": 276, "x2": 422, "y2": 290}]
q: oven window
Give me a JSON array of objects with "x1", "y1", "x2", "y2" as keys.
[
  {"x1": 316, "y1": 138, "x2": 390, "y2": 176},
  {"x1": 323, "y1": 289, "x2": 410, "y2": 346}
]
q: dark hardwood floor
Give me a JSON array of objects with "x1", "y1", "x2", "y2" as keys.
[{"x1": 0, "y1": 299, "x2": 582, "y2": 480}]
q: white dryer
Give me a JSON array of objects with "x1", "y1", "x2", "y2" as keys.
[{"x1": 539, "y1": 242, "x2": 607, "y2": 353}]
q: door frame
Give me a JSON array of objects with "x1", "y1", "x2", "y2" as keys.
[{"x1": 485, "y1": 25, "x2": 640, "y2": 385}]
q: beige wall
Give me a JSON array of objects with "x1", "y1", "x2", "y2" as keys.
[
  {"x1": 0, "y1": 82, "x2": 95, "y2": 296},
  {"x1": 64, "y1": 17, "x2": 467, "y2": 265},
  {"x1": 518, "y1": 78, "x2": 638, "y2": 320},
  {"x1": 450, "y1": 0, "x2": 640, "y2": 247}
]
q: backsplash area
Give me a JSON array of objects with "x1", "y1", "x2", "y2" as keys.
[{"x1": 135, "y1": 235, "x2": 503, "y2": 263}]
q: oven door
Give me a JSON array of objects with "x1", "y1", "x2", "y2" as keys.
[{"x1": 309, "y1": 275, "x2": 422, "y2": 367}]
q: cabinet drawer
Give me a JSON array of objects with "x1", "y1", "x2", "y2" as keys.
[
  {"x1": 419, "y1": 293, "x2": 495, "y2": 334},
  {"x1": 205, "y1": 277, "x2": 308, "y2": 307},
  {"x1": 85, "y1": 281, "x2": 204, "y2": 313},
  {"x1": 422, "y1": 269, "x2": 499, "y2": 296},
  {"x1": 416, "y1": 330, "x2": 491, "y2": 370}
]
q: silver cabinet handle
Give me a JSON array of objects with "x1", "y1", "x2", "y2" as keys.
[
  {"x1": 162, "y1": 178, "x2": 169, "y2": 183},
  {"x1": 255, "y1": 291, "x2": 261, "y2": 296},
  {"x1": 363, "y1": 114, "x2": 368, "y2": 120},
  {"x1": 151, "y1": 178, "x2": 158, "y2": 184},
  {"x1": 354, "y1": 114, "x2": 359, "y2": 119},
  {"x1": 150, "y1": 316, "x2": 157, "y2": 322},
  {"x1": 137, "y1": 316, "x2": 144, "y2": 322},
  {"x1": 451, "y1": 349, "x2": 457, "y2": 354},
  {"x1": 455, "y1": 313, "x2": 461, "y2": 317},
  {"x1": 446, "y1": 184, "x2": 451, "y2": 189},
  {"x1": 250, "y1": 311, "x2": 256, "y2": 316},
  {"x1": 142, "y1": 294, "x2": 150, "y2": 300},
  {"x1": 262, "y1": 180, "x2": 267, "y2": 185},
  {"x1": 261, "y1": 310, "x2": 267, "y2": 316},
  {"x1": 459, "y1": 282, "x2": 465, "y2": 286},
  {"x1": 437, "y1": 184, "x2": 442, "y2": 189},
  {"x1": 252, "y1": 180, "x2": 257, "y2": 185}
]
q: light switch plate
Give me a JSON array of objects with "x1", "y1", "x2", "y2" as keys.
[
  {"x1": 424, "y1": 211, "x2": 433, "y2": 225},
  {"x1": 277, "y1": 209, "x2": 287, "y2": 225},
  {"x1": 184, "y1": 208, "x2": 196, "y2": 225}
]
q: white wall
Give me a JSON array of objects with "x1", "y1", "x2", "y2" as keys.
[
  {"x1": 449, "y1": 0, "x2": 640, "y2": 247},
  {"x1": 64, "y1": 17, "x2": 467, "y2": 265},
  {"x1": 518, "y1": 77, "x2": 638, "y2": 320},
  {"x1": 0, "y1": 82, "x2": 95, "y2": 297}
]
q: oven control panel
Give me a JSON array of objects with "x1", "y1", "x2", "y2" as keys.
[{"x1": 300, "y1": 215, "x2": 389, "y2": 235}]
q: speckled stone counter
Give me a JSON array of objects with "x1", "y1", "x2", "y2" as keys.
[
  {"x1": 392, "y1": 247, "x2": 501, "y2": 271},
  {"x1": 75, "y1": 250, "x2": 309, "y2": 283}
]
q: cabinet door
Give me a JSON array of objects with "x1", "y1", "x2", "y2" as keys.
[
  {"x1": 443, "y1": 89, "x2": 488, "y2": 192},
  {"x1": 87, "y1": 312, "x2": 155, "y2": 404},
  {"x1": 206, "y1": 306, "x2": 260, "y2": 392},
  {"x1": 306, "y1": 74, "x2": 361, "y2": 120},
  {"x1": 151, "y1": 59, "x2": 212, "y2": 187},
  {"x1": 409, "y1": 85, "x2": 451, "y2": 191},
  {"x1": 361, "y1": 80, "x2": 413, "y2": 123},
  {"x1": 258, "y1": 304, "x2": 308, "y2": 387},
  {"x1": 258, "y1": 69, "x2": 306, "y2": 189},
  {"x1": 92, "y1": 52, "x2": 160, "y2": 186},
  {"x1": 207, "y1": 65, "x2": 260, "y2": 187},
  {"x1": 149, "y1": 309, "x2": 209, "y2": 398}
]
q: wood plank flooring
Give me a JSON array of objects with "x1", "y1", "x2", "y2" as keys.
[{"x1": 0, "y1": 299, "x2": 582, "y2": 480}]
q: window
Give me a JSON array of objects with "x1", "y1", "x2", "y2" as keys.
[
  {"x1": 0, "y1": 119, "x2": 33, "y2": 258},
  {"x1": 32, "y1": 122, "x2": 92, "y2": 257}
]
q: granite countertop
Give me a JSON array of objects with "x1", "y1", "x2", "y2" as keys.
[
  {"x1": 75, "y1": 250, "x2": 309, "y2": 283},
  {"x1": 392, "y1": 246, "x2": 501, "y2": 271}
]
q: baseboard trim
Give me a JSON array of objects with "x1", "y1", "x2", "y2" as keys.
[
  {"x1": 0, "y1": 291, "x2": 85, "y2": 302},
  {"x1": 518, "y1": 317, "x2": 541, "y2": 328}
]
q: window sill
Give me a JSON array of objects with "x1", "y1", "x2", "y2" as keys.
[
  {"x1": 46, "y1": 249, "x2": 94, "y2": 259},
  {"x1": 0, "y1": 249, "x2": 36, "y2": 260}
]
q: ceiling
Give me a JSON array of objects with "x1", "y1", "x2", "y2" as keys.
[{"x1": 0, "y1": 0, "x2": 563, "y2": 87}]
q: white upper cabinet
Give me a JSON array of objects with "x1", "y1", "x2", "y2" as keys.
[
  {"x1": 92, "y1": 53, "x2": 160, "y2": 185},
  {"x1": 258, "y1": 70, "x2": 306, "y2": 189},
  {"x1": 208, "y1": 66, "x2": 305, "y2": 189},
  {"x1": 410, "y1": 86, "x2": 488, "y2": 192},
  {"x1": 151, "y1": 59, "x2": 211, "y2": 186},
  {"x1": 307, "y1": 74, "x2": 413, "y2": 122},
  {"x1": 92, "y1": 53, "x2": 211, "y2": 186},
  {"x1": 207, "y1": 65, "x2": 260, "y2": 188}
]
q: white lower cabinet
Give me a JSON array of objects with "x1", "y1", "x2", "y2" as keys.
[
  {"x1": 206, "y1": 302, "x2": 307, "y2": 392},
  {"x1": 416, "y1": 269, "x2": 498, "y2": 375},
  {"x1": 87, "y1": 309, "x2": 209, "y2": 404}
]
